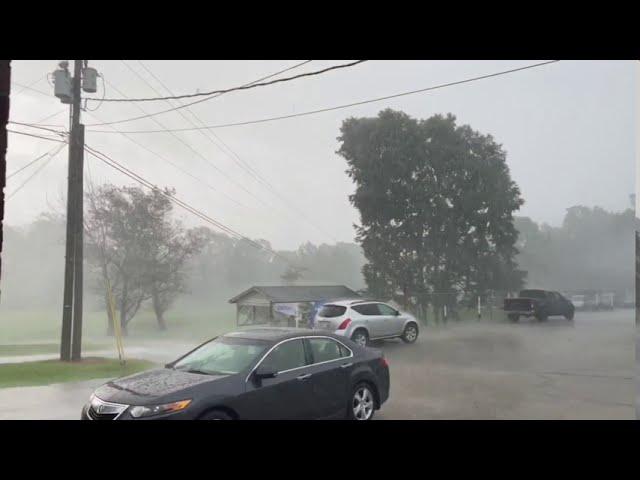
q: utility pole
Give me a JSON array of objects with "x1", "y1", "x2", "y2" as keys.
[
  {"x1": 71, "y1": 120, "x2": 85, "y2": 361},
  {"x1": 0, "y1": 60, "x2": 9, "y2": 296},
  {"x1": 60, "y1": 60, "x2": 81, "y2": 361},
  {"x1": 55, "y1": 60, "x2": 97, "y2": 361}
]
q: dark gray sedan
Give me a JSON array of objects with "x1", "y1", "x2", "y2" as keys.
[{"x1": 81, "y1": 327, "x2": 390, "y2": 420}]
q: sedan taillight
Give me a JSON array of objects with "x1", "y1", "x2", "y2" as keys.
[
  {"x1": 380, "y1": 357, "x2": 389, "y2": 368},
  {"x1": 337, "y1": 318, "x2": 352, "y2": 330}
]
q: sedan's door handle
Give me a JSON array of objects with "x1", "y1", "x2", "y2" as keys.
[
  {"x1": 296, "y1": 373, "x2": 312, "y2": 381},
  {"x1": 340, "y1": 363, "x2": 353, "y2": 369}
]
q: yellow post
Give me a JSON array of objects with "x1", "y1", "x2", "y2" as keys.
[{"x1": 106, "y1": 278, "x2": 125, "y2": 365}]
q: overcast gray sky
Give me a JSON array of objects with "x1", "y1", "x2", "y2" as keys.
[{"x1": 5, "y1": 60, "x2": 637, "y2": 250}]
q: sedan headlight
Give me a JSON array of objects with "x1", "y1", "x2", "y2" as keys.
[{"x1": 129, "y1": 400, "x2": 192, "y2": 418}]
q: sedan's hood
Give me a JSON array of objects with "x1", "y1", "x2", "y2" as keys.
[{"x1": 94, "y1": 368, "x2": 228, "y2": 405}]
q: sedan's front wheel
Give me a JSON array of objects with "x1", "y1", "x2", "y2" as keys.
[
  {"x1": 200, "y1": 409, "x2": 233, "y2": 420},
  {"x1": 348, "y1": 383, "x2": 375, "y2": 421}
]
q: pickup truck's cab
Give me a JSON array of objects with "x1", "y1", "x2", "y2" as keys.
[{"x1": 503, "y1": 289, "x2": 575, "y2": 322}]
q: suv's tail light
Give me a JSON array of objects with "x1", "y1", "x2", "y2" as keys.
[
  {"x1": 337, "y1": 318, "x2": 352, "y2": 330},
  {"x1": 380, "y1": 357, "x2": 389, "y2": 368}
]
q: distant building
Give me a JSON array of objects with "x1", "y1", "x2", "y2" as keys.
[{"x1": 229, "y1": 285, "x2": 361, "y2": 328}]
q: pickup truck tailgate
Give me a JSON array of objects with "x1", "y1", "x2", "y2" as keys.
[{"x1": 504, "y1": 298, "x2": 534, "y2": 311}]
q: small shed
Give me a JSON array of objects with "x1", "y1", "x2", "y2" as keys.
[{"x1": 229, "y1": 285, "x2": 360, "y2": 328}]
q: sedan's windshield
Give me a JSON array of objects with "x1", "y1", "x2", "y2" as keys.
[{"x1": 172, "y1": 337, "x2": 268, "y2": 375}]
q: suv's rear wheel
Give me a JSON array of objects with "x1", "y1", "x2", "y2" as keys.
[
  {"x1": 401, "y1": 323, "x2": 419, "y2": 343},
  {"x1": 351, "y1": 329, "x2": 369, "y2": 347},
  {"x1": 348, "y1": 383, "x2": 375, "y2": 421}
]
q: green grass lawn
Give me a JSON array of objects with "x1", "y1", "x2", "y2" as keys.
[
  {"x1": 0, "y1": 342, "x2": 107, "y2": 357},
  {"x1": 0, "y1": 357, "x2": 156, "y2": 389},
  {"x1": 0, "y1": 299, "x2": 506, "y2": 348},
  {"x1": 0, "y1": 299, "x2": 236, "y2": 344}
]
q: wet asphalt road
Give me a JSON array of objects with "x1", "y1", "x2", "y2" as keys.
[
  {"x1": 0, "y1": 309, "x2": 635, "y2": 420},
  {"x1": 376, "y1": 309, "x2": 635, "y2": 419}
]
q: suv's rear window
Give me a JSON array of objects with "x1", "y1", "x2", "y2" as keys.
[
  {"x1": 351, "y1": 303, "x2": 380, "y2": 316},
  {"x1": 318, "y1": 305, "x2": 347, "y2": 318}
]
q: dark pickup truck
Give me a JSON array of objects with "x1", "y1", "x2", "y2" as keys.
[{"x1": 503, "y1": 289, "x2": 575, "y2": 322}]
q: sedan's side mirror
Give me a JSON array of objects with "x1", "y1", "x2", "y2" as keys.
[
  {"x1": 394, "y1": 310, "x2": 401, "y2": 316},
  {"x1": 254, "y1": 365, "x2": 278, "y2": 380}
]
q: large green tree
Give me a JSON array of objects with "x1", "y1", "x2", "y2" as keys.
[{"x1": 338, "y1": 109, "x2": 525, "y2": 318}]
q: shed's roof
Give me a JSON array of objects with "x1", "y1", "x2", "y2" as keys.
[{"x1": 229, "y1": 285, "x2": 360, "y2": 304}]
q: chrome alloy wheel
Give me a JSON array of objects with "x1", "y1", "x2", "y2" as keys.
[{"x1": 352, "y1": 386, "x2": 374, "y2": 420}]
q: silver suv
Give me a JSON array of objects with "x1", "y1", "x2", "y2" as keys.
[{"x1": 313, "y1": 300, "x2": 419, "y2": 347}]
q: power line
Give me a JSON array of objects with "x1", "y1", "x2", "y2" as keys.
[
  {"x1": 7, "y1": 129, "x2": 67, "y2": 143},
  {"x1": 131, "y1": 60, "x2": 339, "y2": 243},
  {"x1": 84, "y1": 143, "x2": 297, "y2": 267},
  {"x1": 134, "y1": 60, "x2": 273, "y2": 189},
  {"x1": 9, "y1": 121, "x2": 68, "y2": 135},
  {"x1": 83, "y1": 60, "x2": 313, "y2": 127},
  {"x1": 40, "y1": 109, "x2": 67, "y2": 123},
  {"x1": 10, "y1": 81, "x2": 50, "y2": 97},
  {"x1": 82, "y1": 109, "x2": 250, "y2": 210},
  {"x1": 117, "y1": 61, "x2": 272, "y2": 205},
  {"x1": 101, "y1": 74, "x2": 270, "y2": 211},
  {"x1": 92, "y1": 60, "x2": 366, "y2": 103},
  {"x1": 91, "y1": 60, "x2": 560, "y2": 135},
  {"x1": 12, "y1": 74, "x2": 47, "y2": 96},
  {"x1": 7, "y1": 143, "x2": 67, "y2": 199},
  {"x1": 9, "y1": 109, "x2": 68, "y2": 129},
  {"x1": 104, "y1": 64, "x2": 337, "y2": 244},
  {"x1": 7, "y1": 147, "x2": 58, "y2": 180}
]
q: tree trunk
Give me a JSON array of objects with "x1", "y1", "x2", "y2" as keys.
[
  {"x1": 152, "y1": 288, "x2": 167, "y2": 330},
  {"x1": 105, "y1": 291, "x2": 114, "y2": 336},
  {"x1": 102, "y1": 263, "x2": 114, "y2": 335},
  {"x1": 119, "y1": 283, "x2": 128, "y2": 337}
]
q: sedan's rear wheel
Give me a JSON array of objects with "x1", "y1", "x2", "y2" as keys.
[
  {"x1": 401, "y1": 323, "x2": 419, "y2": 343},
  {"x1": 351, "y1": 329, "x2": 369, "y2": 347},
  {"x1": 348, "y1": 383, "x2": 375, "y2": 421}
]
